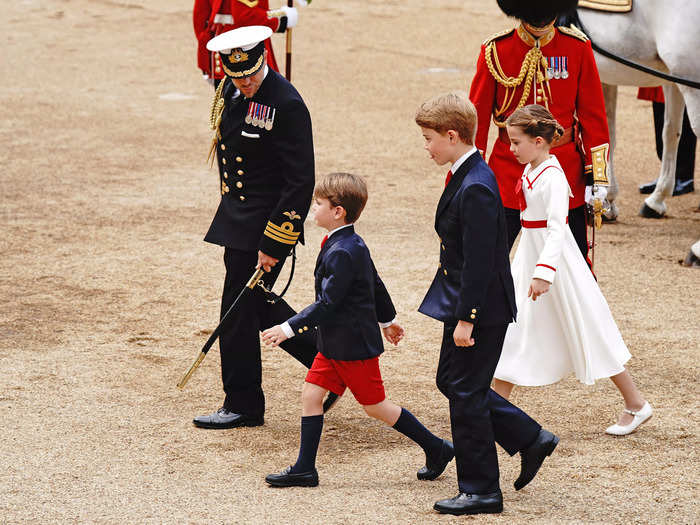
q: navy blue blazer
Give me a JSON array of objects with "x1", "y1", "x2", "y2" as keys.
[
  {"x1": 419, "y1": 152, "x2": 517, "y2": 326},
  {"x1": 287, "y1": 226, "x2": 396, "y2": 361}
]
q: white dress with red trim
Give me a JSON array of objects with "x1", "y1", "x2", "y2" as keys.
[{"x1": 495, "y1": 155, "x2": 630, "y2": 386}]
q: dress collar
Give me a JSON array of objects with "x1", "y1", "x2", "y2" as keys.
[{"x1": 516, "y1": 24, "x2": 556, "y2": 48}]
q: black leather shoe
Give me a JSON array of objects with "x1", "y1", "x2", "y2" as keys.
[
  {"x1": 417, "y1": 439, "x2": 454, "y2": 480},
  {"x1": 673, "y1": 179, "x2": 694, "y2": 195},
  {"x1": 265, "y1": 465, "x2": 319, "y2": 487},
  {"x1": 639, "y1": 178, "x2": 695, "y2": 196},
  {"x1": 639, "y1": 180, "x2": 657, "y2": 194},
  {"x1": 433, "y1": 491, "x2": 503, "y2": 515},
  {"x1": 192, "y1": 408, "x2": 264, "y2": 429},
  {"x1": 514, "y1": 429, "x2": 559, "y2": 491}
]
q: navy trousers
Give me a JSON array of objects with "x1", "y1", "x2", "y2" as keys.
[
  {"x1": 436, "y1": 322, "x2": 541, "y2": 494},
  {"x1": 219, "y1": 248, "x2": 318, "y2": 416}
]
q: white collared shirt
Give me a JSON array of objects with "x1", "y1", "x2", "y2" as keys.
[{"x1": 450, "y1": 146, "x2": 478, "y2": 175}]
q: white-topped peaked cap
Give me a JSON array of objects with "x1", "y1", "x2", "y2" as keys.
[{"x1": 207, "y1": 25, "x2": 273, "y2": 54}]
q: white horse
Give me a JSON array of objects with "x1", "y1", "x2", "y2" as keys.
[
  {"x1": 571, "y1": 1, "x2": 699, "y2": 220},
  {"x1": 571, "y1": 1, "x2": 700, "y2": 267}
]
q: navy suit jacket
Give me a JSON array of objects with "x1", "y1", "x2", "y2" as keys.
[
  {"x1": 419, "y1": 152, "x2": 516, "y2": 326},
  {"x1": 287, "y1": 226, "x2": 396, "y2": 361}
]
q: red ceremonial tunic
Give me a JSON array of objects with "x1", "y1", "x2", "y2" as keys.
[
  {"x1": 469, "y1": 25, "x2": 610, "y2": 210},
  {"x1": 193, "y1": 0, "x2": 281, "y2": 80}
]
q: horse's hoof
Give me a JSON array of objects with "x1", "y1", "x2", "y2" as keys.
[
  {"x1": 681, "y1": 250, "x2": 700, "y2": 268},
  {"x1": 639, "y1": 203, "x2": 665, "y2": 219}
]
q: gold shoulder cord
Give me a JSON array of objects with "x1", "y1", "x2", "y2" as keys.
[
  {"x1": 484, "y1": 40, "x2": 551, "y2": 128},
  {"x1": 207, "y1": 79, "x2": 226, "y2": 167}
]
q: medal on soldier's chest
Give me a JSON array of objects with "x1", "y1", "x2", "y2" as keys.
[
  {"x1": 561, "y1": 57, "x2": 569, "y2": 79},
  {"x1": 245, "y1": 102, "x2": 254, "y2": 124},
  {"x1": 265, "y1": 108, "x2": 275, "y2": 130}
]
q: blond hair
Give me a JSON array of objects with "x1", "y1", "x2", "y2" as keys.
[
  {"x1": 314, "y1": 172, "x2": 368, "y2": 223},
  {"x1": 415, "y1": 91, "x2": 477, "y2": 144},
  {"x1": 506, "y1": 104, "x2": 564, "y2": 144}
]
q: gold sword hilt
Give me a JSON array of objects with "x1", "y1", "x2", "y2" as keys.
[
  {"x1": 246, "y1": 267, "x2": 265, "y2": 288},
  {"x1": 177, "y1": 351, "x2": 206, "y2": 390}
]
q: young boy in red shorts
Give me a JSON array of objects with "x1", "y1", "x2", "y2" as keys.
[{"x1": 262, "y1": 172, "x2": 454, "y2": 487}]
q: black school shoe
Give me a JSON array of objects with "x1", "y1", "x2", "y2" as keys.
[
  {"x1": 265, "y1": 466, "x2": 319, "y2": 487},
  {"x1": 433, "y1": 491, "x2": 503, "y2": 515},
  {"x1": 417, "y1": 439, "x2": 455, "y2": 480},
  {"x1": 514, "y1": 429, "x2": 559, "y2": 490},
  {"x1": 192, "y1": 408, "x2": 264, "y2": 429}
]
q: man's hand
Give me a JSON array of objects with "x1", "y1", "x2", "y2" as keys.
[
  {"x1": 528, "y1": 277, "x2": 550, "y2": 301},
  {"x1": 453, "y1": 320, "x2": 475, "y2": 348},
  {"x1": 257, "y1": 251, "x2": 279, "y2": 272},
  {"x1": 382, "y1": 323, "x2": 405, "y2": 346},
  {"x1": 261, "y1": 325, "x2": 288, "y2": 347}
]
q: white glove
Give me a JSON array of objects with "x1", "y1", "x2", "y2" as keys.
[
  {"x1": 585, "y1": 185, "x2": 608, "y2": 206},
  {"x1": 281, "y1": 6, "x2": 298, "y2": 28}
]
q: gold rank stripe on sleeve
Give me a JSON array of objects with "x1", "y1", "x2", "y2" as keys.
[
  {"x1": 591, "y1": 144, "x2": 610, "y2": 186},
  {"x1": 235, "y1": 0, "x2": 259, "y2": 7},
  {"x1": 264, "y1": 221, "x2": 301, "y2": 245}
]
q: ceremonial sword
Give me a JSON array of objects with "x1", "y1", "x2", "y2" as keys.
[{"x1": 177, "y1": 267, "x2": 265, "y2": 389}]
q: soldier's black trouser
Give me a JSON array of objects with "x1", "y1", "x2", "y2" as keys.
[{"x1": 219, "y1": 248, "x2": 317, "y2": 416}]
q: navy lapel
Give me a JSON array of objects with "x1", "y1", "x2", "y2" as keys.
[
  {"x1": 434, "y1": 152, "x2": 481, "y2": 231},
  {"x1": 315, "y1": 225, "x2": 355, "y2": 271}
]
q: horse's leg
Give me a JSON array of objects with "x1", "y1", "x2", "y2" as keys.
[
  {"x1": 602, "y1": 83, "x2": 619, "y2": 221},
  {"x1": 640, "y1": 84, "x2": 684, "y2": 218},
  {"x1": 677, "y1": 85, "x2": 700, "y2": 137}
]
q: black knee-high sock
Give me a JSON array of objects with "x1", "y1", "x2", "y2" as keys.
[
  {"x1": 392, "y1": 408, "x2": 443, "y2": 458},
  {"x1": 290, "y1": 414, "x2": 323, "y2": 473}
]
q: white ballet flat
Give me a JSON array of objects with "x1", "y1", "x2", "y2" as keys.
[{"x1": 605, "y1": 402, "x2": 653, "y2": 436}]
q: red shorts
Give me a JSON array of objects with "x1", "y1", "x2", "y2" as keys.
[{"x1": 305, "y1": 352, "x2": 385, "y2": 406}]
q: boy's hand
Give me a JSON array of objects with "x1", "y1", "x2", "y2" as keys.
[
  {"x1": 262, "y1": 325, "x2": 288, "y2": 347},
  {"x1": 454, "y1": 320, "x2": 475, "y2": 348},
  {"x1": 528, "y1": 278, "x2": 550, "y2": 301},
  {"x1": 382, "y1": 323, "x2": 404, "y2": 346}
]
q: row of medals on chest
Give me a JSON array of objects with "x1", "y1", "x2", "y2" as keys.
[
  {"x1": 245, "y1": 102, "x2": 275, "y2": 130},
  {"x1": 546, "y1": 56, "x2": 569, "y2": 80}
]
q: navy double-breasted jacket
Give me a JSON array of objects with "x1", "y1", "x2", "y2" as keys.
[
  {"x1": 204, "y1": 70, "x2": 314, "y2": 260},
  {"x1": 419, "y1": 152, "x2": 517, "y2": 327}
]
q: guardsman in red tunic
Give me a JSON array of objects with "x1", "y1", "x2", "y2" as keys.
[
  {"x1": 469, "y1": 0, "x2": 611, "y2": 260},
  {"x1": 193, "y1": 0, "x2": 298, "y2": 85}
]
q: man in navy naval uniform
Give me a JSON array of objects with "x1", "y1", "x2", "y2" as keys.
[
  {"x1": 415, "y1": 92, "x2": 559, "y2": 515},
  {"x1": 193, "y1": 25, "x2": 326, "y2": 429}
]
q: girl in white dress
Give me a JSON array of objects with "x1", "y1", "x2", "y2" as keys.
[{"x1": 493, "y1": 105, "x2": 652, "y2": 436}]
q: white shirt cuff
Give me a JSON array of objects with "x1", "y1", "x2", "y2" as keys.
[
  {"x1": 280, "y1": 322, "x2": 295, "y2": 339},
  {"x1": 379, "y1": 318, "x2": 396, "y2": 329}
]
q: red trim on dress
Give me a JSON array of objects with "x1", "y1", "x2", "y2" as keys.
[
  {"x1": 536, "y1": 263, "x2": 557, "y2": 272},
  {"x1": 521, "y1": 217, "x2": 568, "y2": 228}
]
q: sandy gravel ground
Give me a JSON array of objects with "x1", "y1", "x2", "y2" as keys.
[{"x1": 1, "y1": 0, "x2": 698, "y2": 523}]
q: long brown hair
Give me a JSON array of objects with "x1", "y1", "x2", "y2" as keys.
[{"x1": 506, "y1": 104, "x2": 564, "y2": 144}]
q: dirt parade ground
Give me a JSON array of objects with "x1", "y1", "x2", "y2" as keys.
[{"x1": 1, "y1": 0, "x2": 699, "y2": 523}]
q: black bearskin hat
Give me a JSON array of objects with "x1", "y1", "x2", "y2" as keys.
[{"x1": 497, "y1": 0, "x2": 579, "y2": 27}]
